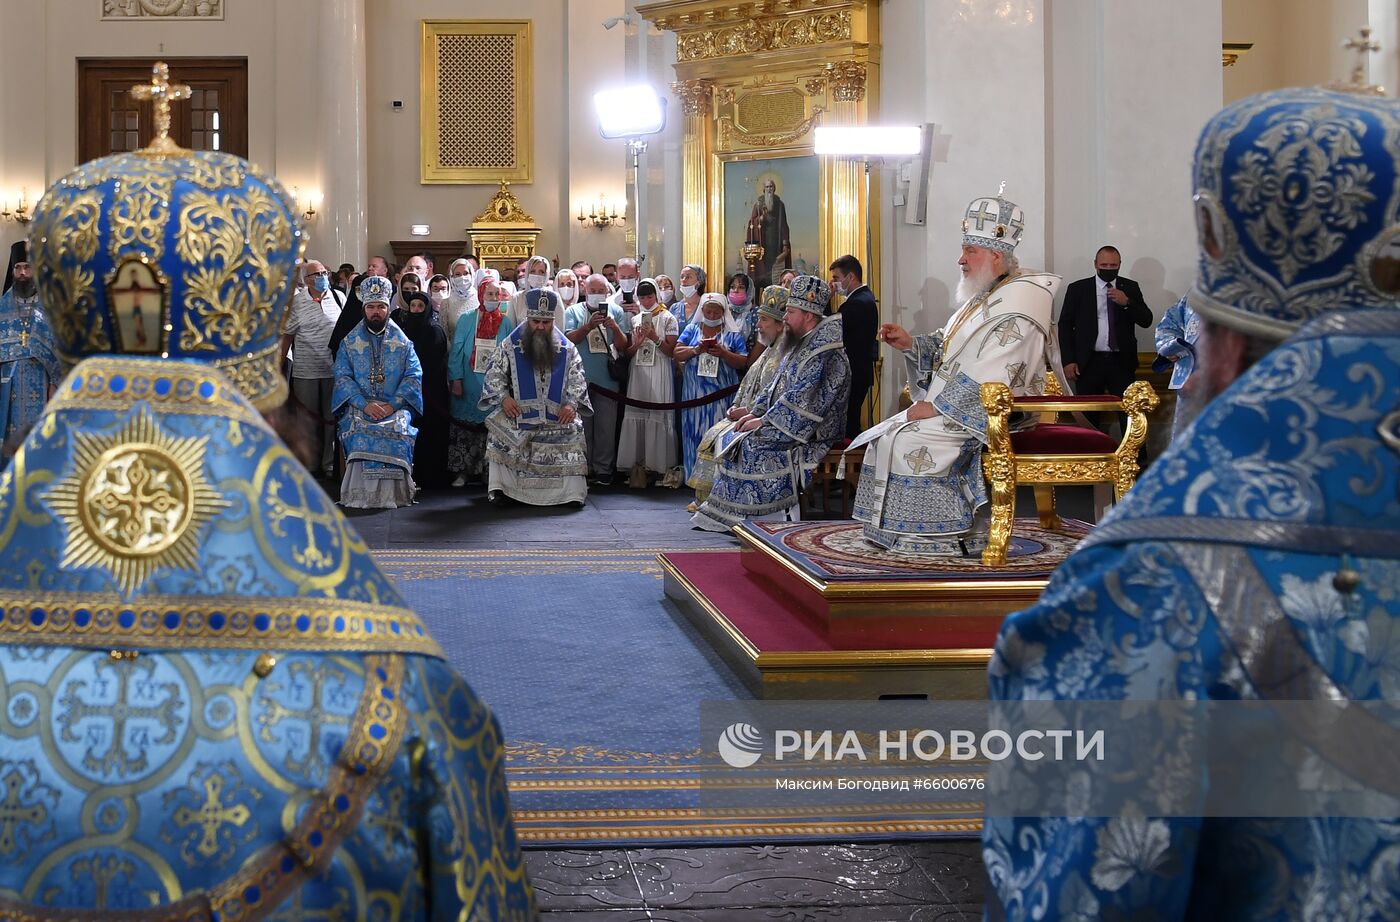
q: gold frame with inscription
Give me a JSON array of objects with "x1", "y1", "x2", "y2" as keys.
[
  {"x1": 639, "y1": 0, "x2": 881, "y2": 303},
  {"x1": 641, "y1": 0, "x2": 882, "y2": 423},
  {"x1": 420, "y1": 20, "x2": 532, "y2": 184}
]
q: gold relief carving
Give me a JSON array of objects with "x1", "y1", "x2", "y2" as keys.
[
  {"x1": 671, "y1": 79, "x2": 715, "y2": 117},
  {"x1": 472, "y1": 181, "x2": 537, "y2": 225},
  {"x1": 1014, "y1": 460, "x2": 1119, "y2": 482},
  {"x1": 176, "y1": 187, "x2": 291, "y2": 353},
  {"x1": 718, "y1": 107, "x2": 825, "y2": 150},
  {"x1": 44, "y1": 409, "x2": 230, "y2": 596},
  {"x1": 717, "y1": 86, "x2": 738, "y2": 107},
  {"x1": 736, "y1": 89, "x2": 806, "y2": 134},
  {"x1": 675, "y1": 11, "x2": 852, "y2": 62},
  {"x1": 804, "y1": 61, "x2": 868, "y2": 102}
]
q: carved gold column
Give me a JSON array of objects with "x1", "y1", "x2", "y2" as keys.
[
  {"x1": 672, "y1": 78, "x2": 714, "y2": 273},
  {"x1": 810, "y1": 61, "x2": 871, "y2": 279},
  {"x1": 640, "y1": 0, "x2": 881, "y2": 292}
]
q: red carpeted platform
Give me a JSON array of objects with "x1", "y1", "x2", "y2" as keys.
[{"x1": 660, "y1": 518, "x2": 1088, "y2": 699}]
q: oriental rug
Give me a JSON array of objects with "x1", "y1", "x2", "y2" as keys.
[{"x1": 377, "y1": 548, "x2": 983, "y2": 846}]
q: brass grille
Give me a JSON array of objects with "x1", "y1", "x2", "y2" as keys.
[{"x1": 435, "y1": 33, "x2": 516, "y2": 169}]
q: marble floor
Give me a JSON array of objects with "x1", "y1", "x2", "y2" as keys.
[{"x1": 341, "y1": 479, "x2": 1082, "y2": 918}]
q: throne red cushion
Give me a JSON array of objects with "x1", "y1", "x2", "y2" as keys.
[{"x1": 1011, "y1": 423, "x2": 1119, "y2": 454}]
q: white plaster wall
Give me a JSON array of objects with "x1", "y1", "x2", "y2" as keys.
[
  {"x1": 1224, "y1": 0, "x2": 1371, "y2": 103},
  {"x1": 0, "y1": 0, "x2": 313, "y2": 255},
  {"x1": 565, "y1": 0, "x2": 629, "y2": 272},
  {"x1": 1371, "y1": 0, "x2": 1400, "y2": 93}
]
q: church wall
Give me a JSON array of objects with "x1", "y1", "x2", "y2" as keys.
[
  {"x1": 0, "y1": 0, "x2": 313, "y2": 258},
  {"x1": 872, "y1": 0, "x2": 1220, "y2": 417},
  {"x1": 365, "y1": 0, "x2": 630, "y2": 269},
  {"x1": 1224, "y1": 0, "x2": 1371, "y2": 103}
]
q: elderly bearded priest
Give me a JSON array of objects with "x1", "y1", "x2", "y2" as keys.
[
  {"x1": 0, "y1": 67, "x2": 533, "y2": 918},
  {"x1": 848, "y1": 189, "x2": 1061, "y2": 555},
  {"x1": 481, "y1": 288, "x2": 592, "y2": 506},
  {"x1": 692, "y1": 276, "x2": 850, "y2": 532}
]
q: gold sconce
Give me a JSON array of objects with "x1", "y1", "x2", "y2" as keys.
[
  {"x1": 577, "y1": 195, "x2": 624, "y2": 229},
  {"x1": 293, "y1": 186, "x2": 319, "y2": 222},
  {"x1": 1, "y1": 189, "x2": 30, "y2": 224}
]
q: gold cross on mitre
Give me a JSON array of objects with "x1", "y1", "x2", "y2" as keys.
[
  {"x1": 130, "y1": 61, "x2": 193, "y2": 156},
  {"x1": 1328, "y1": 28, "x2": 1385, "y2": 96}
]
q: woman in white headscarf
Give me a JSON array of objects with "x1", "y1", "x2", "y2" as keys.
[
  {"x1": 506, "y1": 255, "x2": 564, "y2": 329},
  {"x1": 616, "y1": 278, "x2": 680, "y2": 484}
]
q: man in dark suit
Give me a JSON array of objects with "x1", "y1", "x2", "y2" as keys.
[
  {"x1": 829, "y1": 254, "x2": 878, "y2": 439},
  {"x1": 1057, "y1": 245, "x2": 1152, "y2": 399}
]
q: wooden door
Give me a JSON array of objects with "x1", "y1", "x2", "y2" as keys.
[{"x1": 78, "y1": 58, "x2": 248, "y2": 163}]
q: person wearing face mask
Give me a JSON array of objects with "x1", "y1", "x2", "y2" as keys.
[
  {"x1": 507, "y1": 255, "x2": 564, "y2": 329},
  {"x1": 1058, "y1": 245, "x2": 1153, "y2": 406},
  {"x1": 391, "y1": 272, "x2": 424, "y2": 327},
  {"x1": 447, "y1": 279, "x2": 513, "y2": 487},
  {"x1": 828, "y1": 254, "x2": 879, "y2": 439},
  {"x1": 673, "y1": 292, "x2": 749, "y2": 481},
  {"x1": 554, "y1": 268, "x2": 580, "y2": 311},
  {"x1": 654, "y1": 274, "x2": 676, "y2": 308},
  {"x1": 0, "y1": 240, "x2": 59, "y2": 453},
  {"x1": 444, "y1": 264, "x2": 477, "y2": 341},
  {"x1": 609, "y1": 257, "x2": 643, "y2": 315},
  {"x1": 332, "y1": 275, "x2": 424, "y2": 509},
  {"x1": 672, "y1": 264, "x2": 708, "y2": 329},
  {"x1": 280, "y1": 258, "x2": 345, "y2": 479},
  {"x1": 616, "y1": 278, "x2": 680, "y2": 484},
  {"x1": 399, "y1": 291, "x2": 450, "y2": 489},
  {"x1": 564, "y1": 273, "x2": 629, "y2": 485},
  {"x1": 724, "y1": 271, "x2": 765, "y2": 370}
]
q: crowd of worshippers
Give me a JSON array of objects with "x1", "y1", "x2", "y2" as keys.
[{"x1": 275, "y1": 248, "x2": 883, "y2": 523}]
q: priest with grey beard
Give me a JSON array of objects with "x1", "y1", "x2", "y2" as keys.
[
  {"x1": 0, "y1": 241, "x2": 60, "y2": 454},
  {"x1": 479, "y1": 289, "x2": 592, "y2": 506}
]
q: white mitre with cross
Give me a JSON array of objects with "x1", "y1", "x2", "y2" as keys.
[{"x1": 961, "y1": 181, "x2": 1025, "y2": 255}]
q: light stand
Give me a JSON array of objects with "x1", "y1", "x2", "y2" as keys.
[{"x1": 594, "y1": 85, "x2": 668, "y2": 269}]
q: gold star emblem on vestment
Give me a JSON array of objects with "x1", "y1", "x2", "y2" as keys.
[{"x1": 44, "y1": 410, "x2": 230, "y2": 596}]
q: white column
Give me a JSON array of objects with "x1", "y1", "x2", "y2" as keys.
[
  {"x1": 565, "y1": 0, "x2": 628, "y2": 270},
  {"x1": 1370, "y1": 0, "x2": 1400, "y2": 94},
  {"x1": 320, "y1": 0, "x2": 369, "y2": 265},
  {"x1": 1049, "y1": 0, "x2": 1221, "y2": 318}
]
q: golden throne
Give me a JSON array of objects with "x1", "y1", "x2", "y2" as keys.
[{"x1": 979, "y1": 379, "x2": 1159, "y2": 566}]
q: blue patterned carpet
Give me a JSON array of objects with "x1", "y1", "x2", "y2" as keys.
[{"x1": 376, "y1": 548, "x2": 983, "y2": 846}]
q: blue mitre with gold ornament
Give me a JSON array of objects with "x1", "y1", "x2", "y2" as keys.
[
  {"x1": 0, "y1": 64, "x2": 440, "y2": 660},
  {"x1": 1190, "y1": 84, "x2": 1400, "y2": 339},
  {"x1": 28, "y1": 65, "x2": 302, "y2": 411}
]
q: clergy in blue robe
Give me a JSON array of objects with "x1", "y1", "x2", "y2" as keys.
[
  {"x1": 480, "y1": 289, "x2": 591, "y2": 506},
  {"x1": 692, "y1": 276, "x2": 849, "y2": 531},
  {"x1": 984, "y1": 86, "x2": 1400, "y2": 922},
  {"x1": 333, "y1": 275, "x2": 423, "y2": 509},
  {"x1": 0, "y1": 241, "x2": 60, "y2": 450},
  {"x1": 1, "y1": 94, "x2": 535, "y2": 919}
]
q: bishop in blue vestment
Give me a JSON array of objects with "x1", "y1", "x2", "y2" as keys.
[
  {"x1": 692, "y1": 276, "x2": 849, "y2": 531},
  {"x1": 333, "y1": 275, "x2": 424, "y2": 509},
  {"x1": 0, "y1": 66, "x2": 534, "y2": 920},
  {"x1": 984, "y1": 85, "x2": 1400, "y2": 922}
]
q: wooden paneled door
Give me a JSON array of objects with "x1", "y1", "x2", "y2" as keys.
[{"x1": 77, "y1": 58, "x2": 248, "y2": 163}]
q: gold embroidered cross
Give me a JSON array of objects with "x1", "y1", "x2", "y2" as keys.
[
  {"x1": 173, "y1": 773, "x2": 252, "y2": 859},
  {"x1": 130, "y1": 61, "x2": 193, "y2": 155}
]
